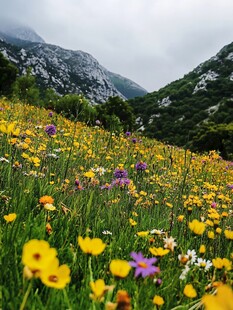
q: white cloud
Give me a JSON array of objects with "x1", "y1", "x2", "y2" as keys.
[{"x1": 1, "y1": 0, "x2": 233, "y2": 91}]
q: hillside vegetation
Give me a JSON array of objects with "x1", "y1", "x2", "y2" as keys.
[
  {"x1": 129, "y1": 42, "x2": 233, "y2": 160},
  {"x1": 1, "y1": 98, "x2": 233, "y2": 309}
]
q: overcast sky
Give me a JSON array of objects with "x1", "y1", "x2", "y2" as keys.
[{"x1": 1, "y1": 0, "x2": 233, "y2": 92}]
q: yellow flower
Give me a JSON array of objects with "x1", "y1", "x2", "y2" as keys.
[
  {"x1": 84, "y1": 171, "x2": 95, "y2": 178},
  {"x1": 189, "y1": 219, "x2": 206, "y2": 235},
  {"x1": 40, "y1": 257, "x2": 71, "y2": 289},
  {"x1": 183, "y1": 284, "x2": 197, "y2": 298},
  {"x1": 4, "y1": 213, "x2": 17, "y2": 223},
  {"x1": 78, "y1": 236, "x2": 106, "y2": 255},
  {"x1": 22, "y1": 239, "x2": 57, "y2": 273},
  {"x1": 202, "y1": 285, "x2": 233, "y2": 310},
  {"x1": 129, "y1": 218, "x2": 137, "y2": 226},
  {"x1": 212, "y1": 258, "x2": 232, "y2": 271},
  {"x1": 216, "y1": 227, "x2": 222, "y2": 234},
  {"x1": 89, "y1": 279, "x2": 106, "y2": 301},
  {"x1": 199, "y1": 245, "x2": 206, "y2": 254},
  {"x1": 208, "y1": 231, "x2": 215, "y2": 239},
  {"x1": 39, "y1": 195, "x2": 54, "y2": 205},
  {"x1": 149, "y1": 247, "x2": 170, "y2": 257},
  {"x1": 177, "y1": 215, "x2": 185, "y2": 222},
  {"x1": 153, "y1": 295, "x2": 165, "y2": 306},
  {"x1": 44, "y1": 203, "x2": 56, "y2": 211},
  {"x1": 136, "y1": 231, "x2": 149, "y2": 237},
  {"x1": 224, "y1": 230, "x2": 233, "y2": 240},
  {"x1": 109, "y1": 259, "x2": 131, "y2": 278}
]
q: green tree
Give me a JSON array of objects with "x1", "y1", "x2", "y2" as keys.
[
  {"x1": 96, "y1": 96, "x2": 135, "y2": 132},
  {"x1": 54, "y1": 93, "x2": 96, "y2": 123},
  {"x1": 12, "y1": 68, "x2": 40, "y2": 105},
  {"x1": 0, "y1": 52, "x2": 18, "y2": 96}
]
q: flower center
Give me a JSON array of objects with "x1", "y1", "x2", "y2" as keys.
[
  {"x1": 33, "y1": 253, "x2": 41, "y2": 260},
  {"x1": 138, "y1": 262, "x2": 148, "y2": 268},
  {"x1": 48, "y1": 275, "x2": 58, "y2": 282},
  {"x1": 200, "y1": 262, "x2": 206, "y2": 268}
]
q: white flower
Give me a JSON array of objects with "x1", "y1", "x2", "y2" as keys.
[
  {"x1": 187, "y1": 249, "x2": 197, "y2": 264},
  {"x1": 179, "y1": 264, "x2": 190, "y2": 280},
  {"x1": 0, "y1": 157, "x2": 10, "y2": 163},
  {"x1": 195, "y1": 258, "x2": 212, "y2": 271},
  {"x1": 163, "y1": 236, "x2": 177, "y2": 252},
  {"x1": 150, "y1": 229, "x2": 165, "y2": 235},
  {"x1": 102, "y1": 230, "x2": 112, "y2": 235}
]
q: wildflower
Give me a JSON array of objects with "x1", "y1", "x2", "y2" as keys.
[
  {"x1": 216, "y1": 227, "x2": 222, "y2": 234},
  {"x1": 116, "y1": 290, "x2": 131, "y2": 310},
  {"x1": 186, "y1": 249, "x2": 197, "y2": 264},
  {"x1": 95, "y1": 119, "x2": 101, "y2": 125},
  {"x1": 129, "y1": 252, "x2": 159, "y2": 278},
  {"x1": 224, "y1": 230, "x2": 233, "y2": 240},
  {"x1": 150, "y1": 229, "x2": 165, "y2": 235},
  {"x1": 84, "y1": 170, "x2": 95, "y2": 178},
  {"x1": 44, "y1": 203, "x2": 56, "y2": 211},
  {"x1": 109, "y1": 259, "x2": 131, "y2": 278},
  {"x1": 40, "y1": 257, "x2": 71, "y2": 289},
  {"x1": 45, "y1": 124, "x2": 56, "y2": 136},
  {"x1": 199, "y1": 245, "x2": 206, "y2": 254},
  {"x1": 22, "y1": 239, "x2": 57, "y2": 273},
  {"x1": 153, "y1": 295, "x2": 164, "y2": 306},
  {"x1": 39, "y1": 195, "x2": 54, "y2": 205},
  {"x1": 100, "y1": 183, "x2": 112, "y2": 190},
  {"x1": 112, "y1": 178, "x2": 131, "y2": 187},
  {"x1": 137, "y1": 231, "x2": 150, "y2": 237},
  {"x1": 179, "y1": 265, "x2": 190, "y2": 280},
  {"x1": 149, "y1": 247, "x2": 170, "y2": 257},
  {"x1": 208, "y1": 231, "x2": 215, "y2": 239},
  {"x1": 46, "y1": 223, "x2": 53, "y2": 235},
  {"x1": 177, "y1": 215, "x2": 185, "y2": 222},
  {"x1": 78, "y1": 236, "x2": 106, "y2": 255},
  {"x1": 74, "y1": 179, "x2": 84, "y2": 190},
  {"x1": 113, "y1": 168, "x2": 128, "y2": 179},
  {"x1": 202, "y1": 285, "x2": 233, "y2": 310},
  {"x1": 48, "y1": 111, "x2": 53, "y2": 117},
  {"x1": 4, "y1": 213, "x2": 17, "y2": 223},
  {"x1": 189, "y1": 219, "x2": 206, "y2": 235},
  {"x1": 129, "y1": 218, "x2": 137, "y2": 226},
  {"x1": 89, "y1": 279, "x2": 106, "y2": 301},
  {"x1": 163, "y1": 236, "x2": 177, "y2": 252},
  {"x1": 135, "y1": 161, "x2": 147, "y2": 171},
  {"x1": 178, "y1": 254, "x2": 189, "y2": 265},
  {"x1": 125, "y1": 131, "x2": 131, "y2": 136},
  {"x1": 212, "y1": 258, "x2": 232, "y2": 271},
  {"x1": 102, "y1": 230, "x2": 112, "y2": 235},
  {"x1": 195, "y1": 258, "x2": 212, "y2": 271},
  {"x1": 183, "y1": 284, "x2": 197, "y2": 298}
]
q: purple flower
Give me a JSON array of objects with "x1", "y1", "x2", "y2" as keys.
[
  {"x1": 95, "y1": 120, "x2": 101, "y2": 125},
  {"x1": 135, "y1": 161, "x2": 147, "y2": 171},
  {"x1": 100, "y1": 183, "x2": 112, "y2": 190},
  {"x1": 114, "y1": 168, "x2": 128, "y2": 179},
  {"x1": 112, "y1": 178, "x2": 131, "y2": 187},
  {"x1": 129, "y1": 252, "x2": 159, "y2": 278},
  {"x1": 227, "y1": 184, "x2": 233, "y2": 189},
  {"x1": 132, "y1": 138, "x2": 137, "y2": 143},
  {"x1": 45, "y1": 124, "x2": 57, "y2": 136},
  {"x1": 125, "y1": 131, "x2": 131, "y2": 136},
  {"x1": 48, "y1": 112, "x2": 53, "y2": 117}
]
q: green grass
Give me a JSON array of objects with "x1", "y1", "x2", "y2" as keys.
[{"x1": 0, "y1": 98, "x2": 233, "y2": 309}]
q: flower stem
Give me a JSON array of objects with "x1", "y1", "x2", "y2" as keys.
[
  {"x1": 63, "y1": 288, "x2": 72, "y2": 310},
  {"x1": 20, "y1": 280, "x2": 33, "y2": 310}
]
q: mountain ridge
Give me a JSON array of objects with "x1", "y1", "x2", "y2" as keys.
[{"x1": 0, "y1": 25, "x2": 147, "y2": 103}]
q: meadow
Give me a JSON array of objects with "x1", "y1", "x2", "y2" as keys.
[{"x1": 1, "y1": 98, "x2": 233, "y2": 310}]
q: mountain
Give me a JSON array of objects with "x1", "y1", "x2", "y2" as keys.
[
  {"x1": 0, "y1": 24, "x2": 147, "y2": 103},
  {"x1": 129, "y1": 42, "x2": 233, "y2": 153},
  {"x1": 106, "y1": 71, "x2": 147, "y2": 99}
]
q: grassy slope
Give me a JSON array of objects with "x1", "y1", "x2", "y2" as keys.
[{"x1": 1, "y1": 98, "x2": 233, "y2": 309}]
